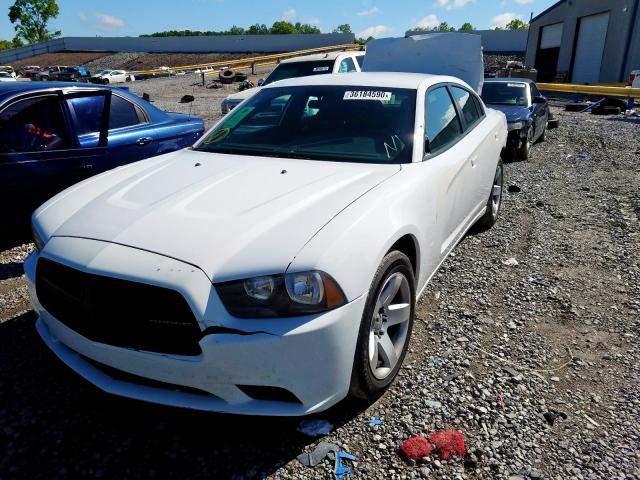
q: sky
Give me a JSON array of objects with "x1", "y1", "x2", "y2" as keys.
[{"x1": 1, "y1": 0, "x2": 559, "y2": 41}]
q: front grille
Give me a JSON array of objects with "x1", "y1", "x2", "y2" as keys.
[{"x1": 36, "y1": 258, "x2": 202, "y2": 355}]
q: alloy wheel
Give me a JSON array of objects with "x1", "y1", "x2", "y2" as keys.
[
  {"x1": 491, "y1": 163, "x2": 503, "y2": 217},
  {"x1": 368, "y1": 272, "x2": 412, "y2": 380}
]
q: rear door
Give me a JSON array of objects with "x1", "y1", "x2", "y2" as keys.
[
  {"x1": 422, "y1": 86, "x2": 470, "y2": 257},
  {"x1": 67, "y1": 92, "x2": 157, "y2": 168},
  {"x1": 0, "y1": 90, "x2": 109, "y2": 229}
]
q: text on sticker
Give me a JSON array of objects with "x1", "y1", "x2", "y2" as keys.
[
  {"x1": 313, "y1": 66, "x2": 330, "y2": 72},
  {"x1": 507, "y1": 83, "x2": 526, "y2": 88},
  {"x1": 344, "y1": 91, "x2": 392, "y2": 101}
]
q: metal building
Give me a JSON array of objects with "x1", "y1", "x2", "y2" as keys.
[{"x1": 524, "y1": 0, "x2": 640, "y2": 83}]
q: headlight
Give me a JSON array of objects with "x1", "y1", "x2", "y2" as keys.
[
  {"x1": 508, "y1": 121, "x2": 524, "y2": 131},
  {"x1": 216, "y1": 271, "x2": 347, "y2": 318},
  {"x1": 31, "y1": 223, "x2": 45, "y2": 252}
]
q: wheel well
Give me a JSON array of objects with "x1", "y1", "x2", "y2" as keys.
[{"x1": 388, "y1": 235, "x2": 418, "y2": 278}]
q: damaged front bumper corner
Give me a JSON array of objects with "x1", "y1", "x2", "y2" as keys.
[{"x1": 25, "y1": 237, "x2": 365, "y2": 416}]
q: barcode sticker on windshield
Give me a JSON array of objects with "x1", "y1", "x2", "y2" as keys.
[
  {"x1": 313, "y1": 66, "x2": 330, "y2": 72},
  {"x1": 343, "y1": 91, "x2": 392, "y2": 101}
]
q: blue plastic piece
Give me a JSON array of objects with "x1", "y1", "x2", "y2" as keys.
[
  {"x1": 334, "y1": 451, "x2": 357, "y2": 480},
  {"x1": 368, "y1": 419, "x2": 383, "y2": 426}
]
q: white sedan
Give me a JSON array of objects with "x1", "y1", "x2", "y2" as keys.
[
  {"x1": 90, "y1": 69, "x2": 130, "y2": 84},
  {"x1": 27, "y1": 72, "x2": 507, "y2": 415}
]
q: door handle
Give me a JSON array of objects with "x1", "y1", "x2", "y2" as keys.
[
  {"x1": 470, "y1": 155, "x2": 478, "y2": 168},
  {"x1": 136, "y1": 137, "x2": 153, "y2": 146}
]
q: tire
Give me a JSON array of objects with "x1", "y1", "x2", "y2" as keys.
[
  {"x1": 591, "y1": 106, "x2": 621, "y2": 116},
  {"x1": 103, "y1": 78, "x2": 110, "y2": 85},
  {"x1": 600, "y1": 97, "x2": 627, "y2": 110},
  {"x1": 538, "y1": 123, "x2": 546, "y2": 142},
  {"x1": 350, "y1": 251, "x2": 415, "y2": 401},
  {"x1": 474, "y1": 159, "x2": 504, "y2": 231},
  {"x1": 516, "y1": 127, "x2": 532, "y2": 160},
  {"x1": 219, "y1": 69, "x2": 236, "y2": 84},
  {"x1": 565, "y1": 102, "x2": 589, "y2": 112}
]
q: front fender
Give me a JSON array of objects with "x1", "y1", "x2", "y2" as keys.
[{"x1": 288, "y1": 175, "x2": 429, "y2": 302}]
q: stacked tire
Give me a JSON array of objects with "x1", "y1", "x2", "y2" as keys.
[{"x1": 219, "y1": 69, "x2": 236, "y2": 84}]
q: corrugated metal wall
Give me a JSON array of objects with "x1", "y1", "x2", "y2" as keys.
[
  {"x1": 405, "y1": 30, "x2": 528, "y2": 53},
  {"x1": 0, "y1": 33, "x2": 355, "y2": 64}
]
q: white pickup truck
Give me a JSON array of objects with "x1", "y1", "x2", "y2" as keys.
[{"x1": 220, "y1": 50, "x2": 364, "y2": 113}]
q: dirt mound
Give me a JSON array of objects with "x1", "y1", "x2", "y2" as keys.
[
  {"x1": 11, "y1": 51, "x2": 115, "y2": 68},
  {"x1": 120, "y1": 52, "x2": 259, "y2": 71}
]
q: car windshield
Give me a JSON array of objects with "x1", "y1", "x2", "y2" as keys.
[
  {"x1": 481, "y1": 82, "x2": 529, "y2": 106},
  {"x1": 195, "y1": 85, "x2": 417, "y2": 164},
  {"x1": 263, "y1": 61, "x2": 335, "y2": 86}
]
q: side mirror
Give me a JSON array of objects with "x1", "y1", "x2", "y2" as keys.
[
  {"x1": 532, "y1": 96, "x2": 547, "y2": 104},
  {"x1": 257, "y1": 78, "x2": 265, "y2": 87}
]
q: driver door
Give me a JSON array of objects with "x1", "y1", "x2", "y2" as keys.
[{"x1": 0, "y1": 89, "x2": 110, "y2": 230}]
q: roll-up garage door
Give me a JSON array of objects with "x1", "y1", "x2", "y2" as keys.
[
  {"x1": 572, "y1": 12, "x2": 610, "y2": 84},
  {"x1": 540, "y1": 23, "x2": 563, "y2": 49},
  {"x1": 535, "y1": 23, "x2": 563, "y2": 82}
]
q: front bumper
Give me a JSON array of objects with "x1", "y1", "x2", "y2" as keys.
[
  {"x1": 506, "y1": 128, "x2": 527, "y2": 150},
  {"x1": 25, "y1": 237, "x2": 365, "y2": 415}
]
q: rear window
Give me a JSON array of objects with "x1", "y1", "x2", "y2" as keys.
[{"x1": 263, "y1": 61, "x2": 334, "y2": 86}]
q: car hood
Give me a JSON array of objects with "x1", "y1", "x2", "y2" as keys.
[
  {"x1": 225, "y1": 87, "x2": 261, "y2": 102},
  {"x1": 43, "y1": 150, "x2": 399, "y2": 281},
  {"x1": 487, "y1": 104, "x2": 531, "y2": 123}
]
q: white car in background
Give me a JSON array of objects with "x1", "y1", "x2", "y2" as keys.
[
  {"x1": 221, "y1": 50, "x2": 364, "y2": 113},
  {"x1": 0, "y1": 72, "x2": 17, "y2": 82},
  {"x1": 90, "y1": 69, "x2": 130, "y2": 84},
  {"x1": 27, "y1": 72, "x2": 507, "y2": 415}
]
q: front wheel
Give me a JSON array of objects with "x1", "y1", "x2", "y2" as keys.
[
  {"x1": 474, "y1": 159, "x2": 503, "y2": 231},
  {"x1": 516, "y1": 127, "x2": 533, "y2": 160},
  {"x1": 350, "y1": 251, "x2": 415, "y2": 400}
]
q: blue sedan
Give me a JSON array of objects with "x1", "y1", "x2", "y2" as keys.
[
  {"x1": 481, "y1": 78, "x2": 549, "y2": 160},
  {"x1": 0, "y1": 82, "x2": 204, "y2": 232}
]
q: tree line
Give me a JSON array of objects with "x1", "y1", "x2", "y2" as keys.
[{"x1": 0, "y1": 0, "x2": 529, "y2": 51}]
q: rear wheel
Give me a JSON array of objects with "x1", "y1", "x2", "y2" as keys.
[
  {"x1": 350, "y1": 251, "x2": 415, "y2": 400},
  {"x1": 474, "y1": 159, "x2": 503, "y2": 231}
]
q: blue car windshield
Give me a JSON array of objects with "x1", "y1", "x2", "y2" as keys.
[
  {"x1": 196, "y1": 85, "x2": 417, "y2": 164},
  {"x1": 481, "y1": 82, "x2": 529, "y2": 106}
]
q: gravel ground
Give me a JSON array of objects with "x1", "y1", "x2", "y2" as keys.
[
  {"x1": 1, "y1": 106, "x2": 639, "y2": 480},
  {"x1": 127, "y1": 74, "x2": 264, "y2": 129}
]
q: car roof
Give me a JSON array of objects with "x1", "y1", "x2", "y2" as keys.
[
  {"x1": 484, "y1": 78, "x2": 535, "y2": 85},
  {"x1": 281, "y1": 51, "x2": 362, "y2": 64},
  {"x1": 263, "y1": 71, "x2": 465, "y2": 90},
  {"x1": 0, "y1": 81, "x2": 142, "y2": 102}
]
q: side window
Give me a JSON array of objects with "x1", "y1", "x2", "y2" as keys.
[
  {"x1": 67, "y1": 95, "x2": 106, "y2": 137},
  {"x1": 425, "y1": 87, "x2": 463, "y2": 156},
  {"x1": 353, "y1": 55, "x2": 363, "y2": 70},
  {"x1": 450, "y1": 86, "x2": 482, "y2": 129},
  {"x1": 0, "y1": 96, "x2": 73, "y2": 153},
  {"x1": 473, "y1": 95, "x2": 485, "y2": 116},
  {"x1": 110, "y1": 95, "x2": 143, "y2": 130},
  {"x1": 530, "y1": 83, "x2": 542, "y2": 99},
  {"x1": 338, "y1": 57, "x2": 357, "y2": 73}
]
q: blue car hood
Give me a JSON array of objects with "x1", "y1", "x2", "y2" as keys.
[{"x1": 488, "y1": 104, "x2": 531, "y2": 123}]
